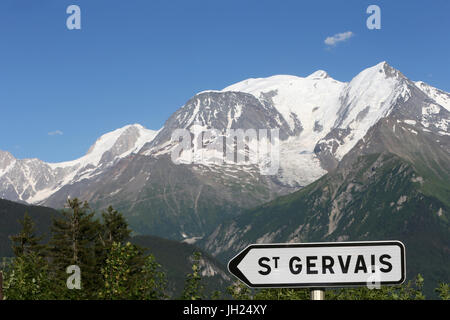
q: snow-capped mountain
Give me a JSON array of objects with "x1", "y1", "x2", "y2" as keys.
[
  {"x1": 415, "y1": 80, "x2": 450, "y2": 111},
  {"x1": 0, "y1": 124, "x2": 158, "y2": 203},
  {"x1": 0, "y1": 61, "x2": 448, "y2": 241},
  {"x1": 138, "y1": 61, "x2": 448, "y2": 186}
]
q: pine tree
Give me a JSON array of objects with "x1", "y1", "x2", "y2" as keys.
[
  {"x1": 10, "y1": 212, "x2": 46, "y2": 258},
  {"x1": 95, "y1": 205, "x2": 133, "y2": 290},
  {"x1": 181, "y1": 251, "x2": 205, "y2": 300},
  {"x1": 100, "y1": 206, "x2": 131, "y2": 247},
  {"x1": 98, "y1": 242, "x2": 139, "y2": 300},
  {"x1": 48, "y1": 198, "x2": 102, "y2": 298},
  {"x1": 3, "y1": 252, "x2": 54, "y2": 300},
  {"x1": 5, "y1": 212, "x2": 53, "y2": 299},
  {"x1": 134, "y1": 254, "x2": 167, "y2": 300},
  {"x1": 98, "y1": 242, "x2": 166, "y2": 300},
  {"x1": 436, "y1": 283, "x2": 449, "y2": 300}
]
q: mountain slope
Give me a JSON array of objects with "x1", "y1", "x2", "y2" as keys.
[
  {"x1": 42, "y1": 152, "x2": 292, "y2": 239},
  {"x1": 131, "y1": 235, "x2": 231, "y2": 298},
  {"x1": 0, "y1": 198, "x2": 58, "y2": 257},
  {"x1": 203, "y1": 152, "x2": 449, "y2": 295},
  {"x1": 0, "y1": 124, "x2": 158, "y2": 204}
]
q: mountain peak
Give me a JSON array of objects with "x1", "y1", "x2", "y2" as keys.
[
  {"x1": 307, "y1": 70, "x2": 329, "y2": 79},
  {"x1": 345, "y1": 62, "x2": 407, "y2": 92},
  {"x1": 86, "y1": 125, "x2": 138, "y2": 156},
  {"x1": 85, "y1": 124, "x2": 157, "y2": 162},
  {"x1": 0, "y1": 150, "x2": 16, "y2": 172},
  {"x1": 47, "y1": 124, "x2": 157, "y2": 171},
  {"x1": 363, "y1": 61, "x2": 406, "y2": 80},
  {"x1": 373, "y1": 60, "x2": 392, "y2": 69}
]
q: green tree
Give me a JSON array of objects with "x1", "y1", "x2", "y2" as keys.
[
  {"x1": 48, "y1": 198, "x2": 102, "y2": 298},
  {"x1": 327, "y1": 286, "x2": 395, "y2": 300},
  {"x1": 95, "y1": 206, "x2": 133, "y2": 290},
  {"x1": 254, "y1": 288, "x2": 310, "y2": 300},
  {"x1": 9, "y1": 212, "x2": 46, "y2": 258},
  {"x1": 99, "y1": 242, "x2": 139, "y2": 299},
  {"x1": 4, "y1": 213, "x2": 53, "y2": 300},
  {"x1": 98, "y1": 242, "x2": 167, "y2": 300},
  {"x1": 134, "y1": 254, "x2": 167, "y2": 300},
  {"x1": 392, "y1": 274, "x2": 425, "y2": 300},
  {"x1": 327, "y1": 274, "x2": 426, "y2": 300},
  {"x1": 3, "y1": 252, "x2": 54, "y2": 300},
  {"x1": 100, "y1": 206, "x2": 131, "y2": 248},
  {"x1": 181, "y1": 251, "x2": 204, "y2": 300},
  {"x1": 435, "y1": 283, "x2": 449, "y2": 300},
  {"x1": 227, "y1": 282, "x2": 253, "y2": 300}
]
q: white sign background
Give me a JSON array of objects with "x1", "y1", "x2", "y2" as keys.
[{"x1": 228, "y1": 241, "x2": 406, "y2": 288}]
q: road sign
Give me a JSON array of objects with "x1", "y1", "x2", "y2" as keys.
[{"x1": 228, "y1": 241, "x2": 406, "y2": 288}]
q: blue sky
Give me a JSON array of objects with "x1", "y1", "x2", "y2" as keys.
[{"x1": 1, "y1": 0, "x2": 449, "y2": 162}]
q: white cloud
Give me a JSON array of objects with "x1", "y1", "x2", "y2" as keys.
[
  {"x1": 324, "y1": 31, "x2": 354, "y2": 46},
  {"x1": 48, "y1": 130, "x2": 63, "y2": 136}
]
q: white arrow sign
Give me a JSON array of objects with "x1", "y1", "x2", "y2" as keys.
[{"x1": 228, "y1": 241, "x2": 406, "y2": 288}]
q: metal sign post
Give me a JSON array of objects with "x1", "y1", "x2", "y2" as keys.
[
  {"x1": 228, "y1": 240, "x2": 406, "y2": 298},
  {"x1": 310, "y1": 288, "x2": 325, "y2": 300}
]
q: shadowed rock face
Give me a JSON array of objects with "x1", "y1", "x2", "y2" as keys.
[
  {"x1": 99, "y1": 126, "x2": 142, "y2": 164},
  {"x1": 314, "y1": 127, "x2": 352, "y2": 171},
  {"x1": 144, "y1": 91, "x2": 294, "y2": 152}
]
